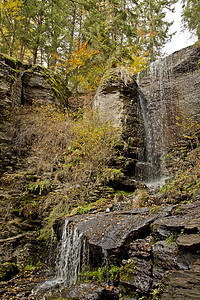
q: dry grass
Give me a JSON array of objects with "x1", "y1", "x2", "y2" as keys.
[{"x1": 11, "y1": 100, "x2": 120, "y2": 191}]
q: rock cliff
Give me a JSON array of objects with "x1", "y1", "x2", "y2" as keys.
[
  {"x1": 0, "y1": 54, "x2": 70, "y2": 176},
  {"x1": 138, "y1": 45, "x2": 200, "y2": 173},
  {"x1": 93, "y1": 68, "x2": 146, "y2": 180},
  {"x1": 0, "y1": 54, "x2": 70, "y2": 286},
  {"x1": 49, "y1": 196, "x2": 200, "y2": 300},
  {"x1": 94, "y1": 45, "x2": 200, "y2": 179},
  {"x1": 0, "y1": 47, "x2": 200, "y2": 300}
]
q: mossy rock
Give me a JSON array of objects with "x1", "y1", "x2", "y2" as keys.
[
  {"x1": 40, "y1": 67, "x2": 71, "y2": 107},
  {"x1": 0, "y1": 53, "x2": 24, "y2": 70}
]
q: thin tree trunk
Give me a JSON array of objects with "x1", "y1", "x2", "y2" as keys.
[{"x1": 19, "y1": 44, "x2": 26, "y2": 61}]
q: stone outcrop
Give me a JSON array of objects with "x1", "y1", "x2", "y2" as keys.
[
  {"x1": 0, "y1": 54, "x2": 70, "y2": 111},
  {"x1": 93, "y1": 68, "x2": 145, "y2": 179},
  {"x1": 0, "y1": 54, "x2": 70, "y2": 281},
  {"x1": 138, "y1": 45, "x2": 200, "y2": 171},
  {"x1": 161, "y1": 270, "x2": 200, "y2": 300},
  {"x1": 51, "y1": 282, "x2": 120, "y2": 300},
  {"x1": 94, "y1": 45, "x2": 200, "y2": 179},
  {"x1": 51, "y1": 199, "x2": 200, "y2": 299},
  {"x1": 0, "y1": 54, "x2": 70, "y2": 177},
  {"x1": 93, "y1": 68, "x2": 141, "y2": 136}
]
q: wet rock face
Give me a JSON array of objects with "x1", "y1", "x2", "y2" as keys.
[
  {"x1": 93, "y1": 46, "x2": 200, "y2": 180},
  {"x1": 161, "y1": 271, "x2": 200, "y2": 300},
  {"x1": 55, "y1": 201, "x2": 200, "y2": 296},
  {"x1": 138, "y1": 45, "x2": 200, "y2": 165},
  {"x1": 59, "y1": 282, "x2": 120, "y2": 300}
]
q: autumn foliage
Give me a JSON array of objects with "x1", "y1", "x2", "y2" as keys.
[{"x1": 51, "y1": 32, "x2": 152, "y2": 91}]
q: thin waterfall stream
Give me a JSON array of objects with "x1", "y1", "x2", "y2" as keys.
[
  {"x1": 137, "y1": 56, "x2": 175, "y2": 186},
  {"x1": 34, "y1": 220, "x2": 84, "y2": 294},
  {"x1": 137, "y1": 88, "x2": 161, "y2": 184}
]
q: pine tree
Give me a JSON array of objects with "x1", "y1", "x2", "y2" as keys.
[
  {"x1": 0, "y1": 0, "x2": 179, "y2": 90},
  {"x1": 182, "y1": 0, "x2": 200, "y2": 41},
  {"x1": 135, "y1": 0, "x2": 176, "y2": 61}
]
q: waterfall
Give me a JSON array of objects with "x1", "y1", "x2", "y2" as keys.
[
  {"x1": 137, "y1": 88, "x2": 160, "y2": 183},
  {"x1": 34, "y1": 219, "x2": 84, "y2": 293},
  {"x1": 56, "y1": 220, "x2": 83, "y2": 287},
  {"x1": 137, "y1": 56, "x2": 175, "y2": 184}
]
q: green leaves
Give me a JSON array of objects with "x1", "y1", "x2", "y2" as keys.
[{"x1": 182, "y1": 0, "x2": 200, "y2": 41}]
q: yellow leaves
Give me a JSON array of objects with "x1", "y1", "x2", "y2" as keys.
[
  {"x1": 0, "y1": 0, "x2": 22, "y2": 17},
  {"x1": 123, "y1": 45, "x2": 149, "y2": 75},
  {"x1": 51, "y1": 40, "x2": 101, "y2": 90},
  {"x1": 53, "y1": 41, "x2": 99, "y2": 72},
  {"x1": 70, "y1": 110, "x2": 118, "y2": 162}
]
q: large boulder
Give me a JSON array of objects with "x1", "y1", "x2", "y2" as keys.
[
  {"x1": 93, "y1": 68, "x2": 145, "y2": 180},
  {"x1": 94, "y1": 68, "x2": 144, "y2": 144}
]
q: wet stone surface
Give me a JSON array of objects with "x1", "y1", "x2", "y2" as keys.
[{"x1": 161, "y1": 270, "x2": 200, "y2": 300}]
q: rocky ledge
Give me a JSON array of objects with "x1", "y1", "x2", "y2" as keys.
[{"x1": 47, "y1": 196, "x2": 200, "y2": 299}]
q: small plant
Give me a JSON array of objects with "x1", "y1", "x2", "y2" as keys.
[
  {"x1": 80, "y1": 266, "x2": 107, "y2": 282},
  {"x1": 27, "y1": 180, "x2": 51, "y2": 195},
  {"x1": 24, "y1": 264, "x2": 37, "y2": 271},
  {"x1": 109, "y1": 265, "x2": 121, "y2": 281},
  {"x1": 120, "y1": 258, "x2": 137, "y2": 282},
  {"x1": 151, "y1": 282, "x2": 167, "y2": 300},
  {"x1": 167, "y1": 233, "x2": 176, "y2": 244}
]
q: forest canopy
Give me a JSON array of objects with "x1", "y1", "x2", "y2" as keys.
[{"x1": 0, "y1": 0, "x2": 198, "y2": 90}]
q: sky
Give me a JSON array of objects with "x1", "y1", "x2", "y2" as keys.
[{"x1": 162, "y1": 0, "x2": 197, "y2": 56}]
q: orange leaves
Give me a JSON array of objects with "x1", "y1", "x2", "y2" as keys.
[
  {"x1": 137, "y1": 28, "x2": 157, "y2": 41},
  {"x1": 123, "y1": 42, "x2": 149, "y2": 75},
  {"x1": 51, "y1": 41, "x2": 99, "y2": 73},
  {"x1": 121, "y1": 29, "x2": 157, "y2": 74},
  {"x1": 66, "y1": 41, "x2": 99, "y2": 71},
  {"x1": 51, "y1": 40, "x2": 101, "y2": 90}
]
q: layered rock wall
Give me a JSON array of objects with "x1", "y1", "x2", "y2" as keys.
[
  {"x1": 0, "y1": 55, "x2": 70, "y2": 275},
  {"x1": 53, "y1": 197, "x2": 200, "y2": 299},
  {"x1": 138, "y1": 45, "x2": 200, "y2": 166},
  {"x1": 94, "y1": 46, "x2": 200, "y2": 179},
  {"x1": 0, "y1": 54, "x2": 70, "y2": 177}
]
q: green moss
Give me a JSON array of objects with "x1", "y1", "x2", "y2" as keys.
[
  {"x1": 166, "y1": 233, "x2": 176, "y2": 244},
  {"x1": 109, "y1": 265, "x2": 120, "y2": 281},
  {"x1": 41, "y1": 68, "x2": 71, "y2": 107},
  {"x1": 151, "y1": 282, "x2": 168, "y2": 300},
  {"x1": 100, "y1": 167, "x2": 124, "y2": 184},
  {"x1": 80, "y1": 266, "x2": 107, "y2": 282},
  {"x1": 115, "y1": 190, "x2": 133, "y2": 196},
  {"x1": 27, "y1": 179, "x2": 52, "y2": 195},
  {"x1": 38, "y1": 200, "x2": 71, "y2": 241},
  {"x1": 0, "y1": 53, "x2": 23, "y2": 69}
]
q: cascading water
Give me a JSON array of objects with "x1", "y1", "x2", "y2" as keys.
[
  {"x1": 137, "y1": 56, "x2": 175, "y2": 185},
  {"x1": 34, "y1": 219, "x2": 84, "y2": 293},
  {"x1": 137, "y1": 88, "x2": 160, "y2": 183},
  {"x1": 56, "y1": 220, "x2": 84, "y2": 287}
]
